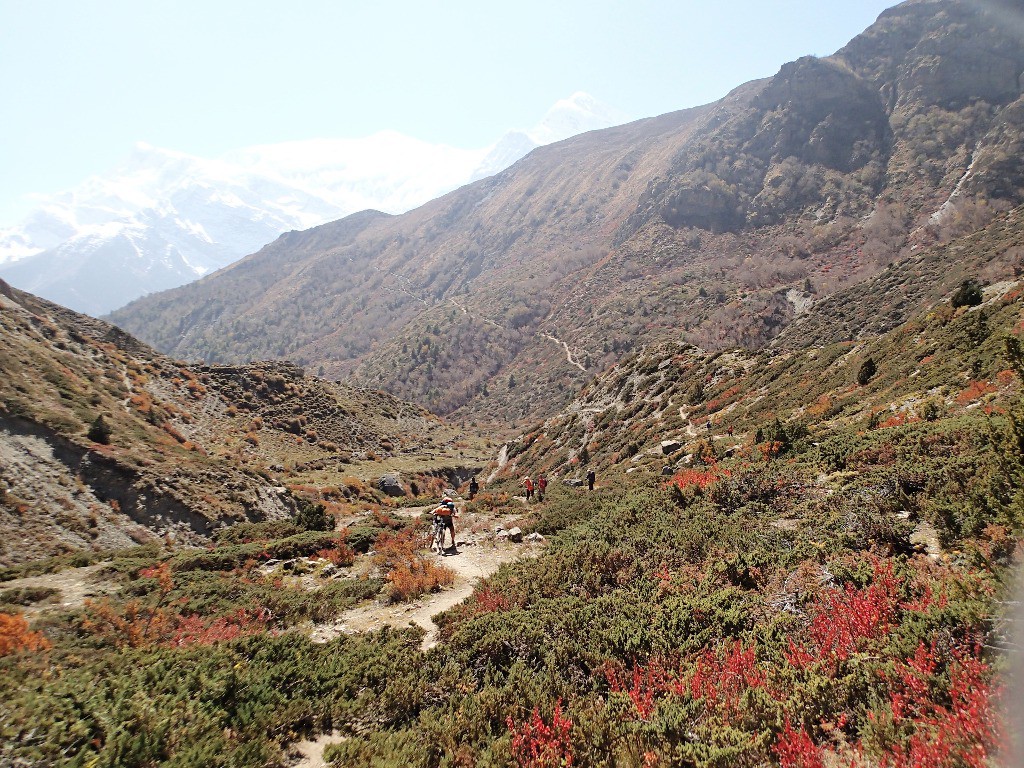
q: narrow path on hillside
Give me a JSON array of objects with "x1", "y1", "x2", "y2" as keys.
[
  {"x1": 539, "y1": 332, "x2": 587, "y2": 373},
  {"x1": 448, "y1": 297, "x2": 469, "y2": 315},
  {"x1": 344, "y1": 253, "x2": 594, "y2": 375},
  {"x1": 444, "y1": 296, "x2": 503, "y2": 329},
  {"x1": 311, "y1": 534, "x2": 534, "y2": 651}
]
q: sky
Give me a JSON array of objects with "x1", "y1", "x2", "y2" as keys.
[{"x1": 0, "y1": 0, "x2": 901, "y2": 226}]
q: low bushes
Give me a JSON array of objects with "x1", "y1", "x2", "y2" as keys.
[{"x1": 372, "y1": 527, "x2": 454, "y2": 602}]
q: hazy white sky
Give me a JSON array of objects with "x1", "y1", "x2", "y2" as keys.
[{"x1": 0, "y1": 0, "x2": 900, "y2": 225}]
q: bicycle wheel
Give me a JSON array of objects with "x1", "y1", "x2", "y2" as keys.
[{"x1": 432, "y1": 519, "x2": 446, "y2": 552}]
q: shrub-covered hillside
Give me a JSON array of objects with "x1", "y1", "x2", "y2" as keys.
[
  {"x1": 0, "y1": 278, "x2": 486, "y2": 565},
  {"x1": 2, "y1": 245, "x2": 1022, "y2": 764}
]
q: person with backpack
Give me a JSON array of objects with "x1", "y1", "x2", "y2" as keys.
[
  {"x1": 432, "y1": 495, "x2": 457, "y2": 551},
  {"x1": 524, "y1": 476, "x2": 534, "y2": 500},
  {"x1": 586, "y1": 469, "x2": 596, "y2": 491},
  {"x1": 537, "y1": 475, "x2": 547, "y2": 501},
  {"x1": 469, "y1": 476, "x2": 479, "y2": 500}
]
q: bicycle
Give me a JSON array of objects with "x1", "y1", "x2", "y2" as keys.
[{"x1": 430, "y1": 514, "x2": 447, "y2": 553}]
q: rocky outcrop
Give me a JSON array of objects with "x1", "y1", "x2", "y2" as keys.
[
  {"x1": 838, "y1": 0, "x2": 1024, "y2": 111},
  {"x1": 0, "y1": 414, "x2": 300, "y2": 565},
  {"x1": 377, "y1": 474, "x2": 405, "y2": 497}
]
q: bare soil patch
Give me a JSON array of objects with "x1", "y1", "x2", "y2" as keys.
[
  {"x1": 286, "y1": 732, "x2": 346, "y2": 768},
  {"x1": 0, "y1": 563, "x2": 117, "y2": 616}
]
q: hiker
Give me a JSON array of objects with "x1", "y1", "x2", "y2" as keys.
[
  {"x1": 524, "y1": 476, "x2": 534, "y2": 500},
  {"x1": 586, "y1": 469, "x2": 596, "y2": 491},
  {"x1": 469, "y1": 476, "x2": 479, "y2": 500},
  {"x1": 537, "y1": 475, "x2": 547, "y2": 501},
  {"x1": 433, "y1": 495, "x2": 457, "y2": 550}
]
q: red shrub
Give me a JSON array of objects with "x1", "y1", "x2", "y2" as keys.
[
  {"x1": 688, "y1": 640, "x2": 765, "y2": 718},
  {"x1": 807, "y1": 561, "x2": 899, "y2": 661},
  {"x1": 507, "y1": 700, "x2": 574, "y2": 768},
  {"x1": 169, "y1": 608, "x2": 269, "y2": 647},
  {"x1": 773, "y1": 718, "x2": 823, "y2": 768},
  {"x1": 883, "y1": 644, "x2": 1006, "y2": 768},
  {"x1": 783, "y1": 639, "x2": 816, "y2": 670},
  {"x1": 605, "y1": 661, "x2": 671, "y2": 720},
  {"x1": 955, "y1": 380, "x2": 997, "y2": 405},
  {"x1": 472, "y1": 586, "x2": 513, "y2": 615}
]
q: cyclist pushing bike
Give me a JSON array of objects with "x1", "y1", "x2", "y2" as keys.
[{"x1": 432, "y1": 495, "x2": 457, "y2": 552}]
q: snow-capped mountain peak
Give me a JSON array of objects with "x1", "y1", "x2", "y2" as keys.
[
  {"x1": 529, "y1": 91, "x2": 632, "y2": 145},
  {"x1": 0, "y1": 93, "x2": 628, "y2": 316}
]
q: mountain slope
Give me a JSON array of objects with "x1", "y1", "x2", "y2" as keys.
[
  {"x1": 773, "y1": 205, "x2": 1024, "y2": 349},
  {"x1": 0, "y1": 278, "x2": 478, "y2": 566},
  {"x1": 498, "y1": 206, "x2": 1024, "y2": 482},
  {"x1": 110, "y1": 0, "x2": 1024, "y2": 427},
  {"x1": 0, "y1": 94, "x2": 627, "y2": 316}
]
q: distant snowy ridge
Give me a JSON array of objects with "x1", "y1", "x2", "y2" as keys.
[{"x1": 0, "y1": 93, "x2": 628, "y2": 316}]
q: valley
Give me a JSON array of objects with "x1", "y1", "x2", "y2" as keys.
[
  {"x1": 109, "y1": 0, "x2": 1024, "y2": 430},
  {"x1": 2, "y1": 1, "x2": 1024, "y2": 766}
]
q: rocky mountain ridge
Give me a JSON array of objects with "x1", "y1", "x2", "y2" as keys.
[{"x1": 109, "y1": 0, "x2": 1024, "y2": 428}]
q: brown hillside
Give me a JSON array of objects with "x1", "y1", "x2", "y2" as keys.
[
  {"x1": 495, "y1": 214, "x2": 1024, "y2": 483},
  {"x1": 109, "y1": 0, "x2": 1024, "y2": 428},
  {"x1": 0, "y1": 279, "x2": 480, "y2": 565}
]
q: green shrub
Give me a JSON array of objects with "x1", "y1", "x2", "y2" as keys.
[
  {"x1": 857, "y1": 357, "x2": 877, "y2": 385},
  {"x1": 951, "y1": 278, "x2": 983, "y2": 308},
  {"x1": 86, "y1": 414, "x2": 112, "y2": 444},
  {"x1": 294, "y1": 498, "x2": 332, "y2": 532}
]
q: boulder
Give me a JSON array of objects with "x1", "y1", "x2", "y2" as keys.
[
  {"x1": 506, "y1": 527, "x2": 523, "y2": 543},
  {"x1": 661, "y1": 439, "x2": 684, "y2": 455},
  {"x1": 377, "y1": 474, "x2": 405, "y2": 497},
  {"x1": 563, "y1": 478, "x2": 585, "y2": 488},
  {"x1": 525, "y1": 532, "x2": 546, "y2": 543}
]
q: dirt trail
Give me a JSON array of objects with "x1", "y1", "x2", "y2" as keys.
[
  {"x1": 0, "y1": 563, "x2": 116, "y2": 616},
  {"x1": 910, "y1": 519, "x2": 943, "y2": 560},
  {"x1": 311, "y1": 539, "x2": 529, "y2": 650},
  {"x1": 311, "y1": 534, "x2": 537, "y2": 651},
  {"x1": 286, "y1": 732, "x2": 346, "y2": 768},
  {"x1": 539, "y1": 332, "x2": 587, "y2": 373}
]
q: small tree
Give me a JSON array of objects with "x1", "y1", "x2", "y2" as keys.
[
  {"x1": 952, "y1": 279, "x2": 983, "y2": 308},
  {"x1": 857, "y1": 358, "x2": 877, "y2": 386},
  {"x1": 87, "y1": 415, "x2": 112, "y2": 444},
  {"x1": 294, "y1": 499, "x2": 331, "y2": 532},
  {"x1": 687, "y1": 379, "x2": 706, "y2": 405}
]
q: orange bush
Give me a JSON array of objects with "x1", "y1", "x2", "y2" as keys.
[
  {"x1": 996, "y1": 369, "x2": 1016, "y2": 387},
  {"x1": 0, "y1": 612, "x2": 51, "y2": 656},
  {"x1": 81, "y1": 599, "x2": 176, "y2": 648},
  {"x1": 316, "y1": 532, "x2": 356, "y2": 566},
  {"x1": 373, "y1": 528, "x2": 454, "y2": 602},
  {"x1": 665, "y1": 464, "x2": 729, "y2": 492},
  {"x1": 956, "y1": 380, "x2": 998, "y2": 405},
  {"x1": 877, "y1": 413, "x2": 920, "y2": 430}
]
